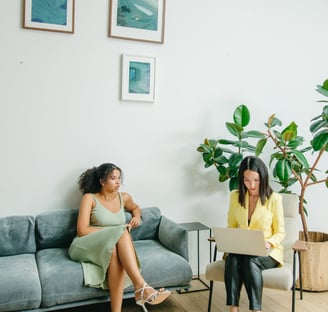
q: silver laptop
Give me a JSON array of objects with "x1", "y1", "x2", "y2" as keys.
[{"x1": 212, "y1": 227, "x2": 269, "y2": 256}]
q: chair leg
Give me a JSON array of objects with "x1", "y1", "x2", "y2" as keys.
[
  {"x1": 292, "y1": 250, "x2": 296, "y2": 312},
  {"x1": 298, "y1": 251, "x2": 303, "y2": 300},
  {"x1": 208, "y1": 280, "x2": 214, "y2": 312},
  {"x1": 292, "y1": 250, "x2": 304, "y2": 312}
]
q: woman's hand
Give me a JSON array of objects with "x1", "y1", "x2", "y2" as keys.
[
  {"x1": 265, "y1": 241, "x2": 273, "y2": 249},
  {"x1": 129, "y1": 216, "x2": 141, "y2": 229}
]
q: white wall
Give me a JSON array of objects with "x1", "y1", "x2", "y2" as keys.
[{"x1": 0, "y1": 0, "x2": 327, "y2": 272}]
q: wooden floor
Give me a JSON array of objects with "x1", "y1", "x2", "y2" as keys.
[
  {"x1": 174, "y1": 277, "x2": 328, "y2": 312},
  {"x1": 62, "y1": 276, "x2": 328, "y2": 311}
]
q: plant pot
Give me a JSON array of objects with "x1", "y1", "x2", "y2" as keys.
[{"x1": 297, "y1": 231, "x2": 328, "y2": 291}]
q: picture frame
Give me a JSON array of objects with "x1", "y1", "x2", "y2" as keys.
[
  {"x1": 121, "y1": 55, "x2": 156, "y2": 102},
  {"x1": 23, "y1": 0, "x2": 75, "y2": 34},
  {"x1": 109, "y1": 0, "x2": 165, "y2": 44}
]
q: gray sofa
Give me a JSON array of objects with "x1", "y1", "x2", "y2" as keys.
[{"x1": 0, "y1": 207, "x2": 193, "y2": 311}]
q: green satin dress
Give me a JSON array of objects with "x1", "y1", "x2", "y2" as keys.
[{"x1": 68, "y1": 192, "x2": 139, "y2": 289}]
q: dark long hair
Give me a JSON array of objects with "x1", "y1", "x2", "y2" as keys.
[
  {"x1": 78, "y1": 163, "x2": 122, "y2": 194},
  {"x1": 238, "y1": 156, "x2": 273, "y2": 206}
]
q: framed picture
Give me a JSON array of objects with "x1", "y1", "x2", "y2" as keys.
[
  {"x1": 23, "y1": 0, "x2": 75, "y2": 34},
  {"x1": 121, "y1": 55, "x2": 156, "y2": 102},
  {"x1": 109, "y1": 0, "x2": 165, "y2": 44}
]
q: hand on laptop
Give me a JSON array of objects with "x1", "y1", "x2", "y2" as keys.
[{"x1": 265, "y1": 241, "x2": 273, "y2": 249}]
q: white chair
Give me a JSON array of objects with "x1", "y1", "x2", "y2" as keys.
[{"x1": 205, "y1": 193, "x2": 306, "y2": 312}]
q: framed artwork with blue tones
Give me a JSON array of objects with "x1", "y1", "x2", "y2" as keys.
[
  {"x1": 110, "y1": 0, "x2": 165, "y2": 43},
  {"x1": 23, "y1": 0, "x2": 75, "y2": 33},
  {"x1": 121, "y1": 55, "x2": 156, "y2": 102}
]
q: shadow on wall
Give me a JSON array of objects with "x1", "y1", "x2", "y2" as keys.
[
  {"x1": 183, "y1": 148, "x2": 226, "y2": 196},
  {"x1": 56, "y1": 168, "x2": 83, "y2": 211}
]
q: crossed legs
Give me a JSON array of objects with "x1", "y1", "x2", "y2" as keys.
[{"x1": 108, "y1": 229, "x2": 168, "y2": 312}]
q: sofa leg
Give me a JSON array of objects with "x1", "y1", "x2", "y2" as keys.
[{"x1": 208, "y1": 280, "x2": 214, "y2": 312}]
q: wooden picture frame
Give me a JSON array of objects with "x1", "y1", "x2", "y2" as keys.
[
  {"x1": 121, "y1": 55, "x2": 156, "y2": 102},
  {"x1": 109, "y1": 0, "x2": 165, "y2": 44},
  {"x1": 23, "y1": 0, "x2": 75, "y2": 34}
]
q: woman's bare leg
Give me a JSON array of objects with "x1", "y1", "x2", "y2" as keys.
[
  {"x1": 230, "y1": 306, "x2": 239, "y2": 312},
  {"x1": 116, "y1": 230, "x2": 146, "y2": 289},
  {"x1": 116, "y1": 230, "x2": 168, "y2": 302},
  {"x1": 108, "y1": 246, "x2": 125, "y2": 312}
]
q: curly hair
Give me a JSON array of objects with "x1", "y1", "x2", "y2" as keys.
[{"x1": 78, "y1": 163, "x2": 122, "y2": 194}]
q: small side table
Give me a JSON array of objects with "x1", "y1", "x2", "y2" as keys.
[{"x1": 177, "y1": 222, "x2": 211, "y2": 293}]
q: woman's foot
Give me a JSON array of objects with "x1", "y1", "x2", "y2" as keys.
[{"x1": 135, "y1": 283, "x2": 171, "y2": 306}]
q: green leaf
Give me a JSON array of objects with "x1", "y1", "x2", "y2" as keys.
[
  {"x1": 255, "y1": 138, "x2": 267, "y2": 156},
  {"x1": 219, "y1": 173, "x2": 229, "y2": 182},
  {"x1": 311, "y1": 129, "x2": 328, "y2": 151},
  {"x1": 202, "y1": 152, "x2": 212, "y2": 163},
  {"x1": 243, "y1": 130, "x2": 265, "y2": 139},
  {"x1": 324, "y1": 105, "x2": 328, "y2": 115},
  {"x1": 316, "y1": 85, "x2": 328, "y2": 97},
  {"x1": 310, "y1": 119, "x2": 327, "y2": 133},
  {"x1": 266, "y1": 115, "x2": 282, "y2": 128},
  {"x1": 217, "y1": 165, "x2": 227, "y2": 175},
  {"x1": 287, "y1": 136, "x2": 304, "y2": 149},
  {"x1": 234, "y1": 141, "x2": 251, "y2": 148},
  {"x1": 197, "y1": 144, "x2": 211, "y2": 154},
  {"x1": 229, "y1": 177, "x2": 239, "y2": 191},
  {"x1": 218, "y1": 139, "x2": 239, "y2": 145},
  {"x1": 233, "y1": 105, "x2": 250, "y2": 127},
  {"x1": 226, "y1": 122, "x2": 243, "y2": 137},
  {"x1": 281, "y1": 122, "x2": 298, "y2": 142},
  {"x1": 213, "y1": 147, "x2": 223, "y2": 158},
  {"x1": 292, "y1": 150, "x2": 310, "y2": 169},
  {"x1": 272, "y1": 130, "x2": 283, "y2": 141},
  {"x1": 204, "y1": 159, "x2": 214, "y2": 168},
  {"x1": 207, "y1": 139, "x2": 218, "y2": 148},
  {"x1": 323, "y1": 79, "x2": 328, "y2": 90},
  {"x1": 213, "y1": 155, "x2": 229, "y2": 164},
  {"x1": 275, "y1": 159, "x2": 292, "y2": 182},
  {"x1": 229, "y1": 153, "x2": 243, "y2": 169},
  {"x1": 219, "y1": 146, "x2": 236, "y2": 154}
]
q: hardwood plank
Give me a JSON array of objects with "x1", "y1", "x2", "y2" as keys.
[
  {"x1": 172, "y1": 278, "x2": 328, "y2": 312},
  {"x1": 56, "y1": 277, "x2": 328, "y2": 311}
]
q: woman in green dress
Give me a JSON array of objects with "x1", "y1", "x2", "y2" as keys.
[{"x1": 69, "y1": 163, "x2": 170, "y2": 312}]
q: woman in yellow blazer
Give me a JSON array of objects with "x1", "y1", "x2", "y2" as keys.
[{"x1": 225, "y1": 156, "x2": 285, "y2": 312}]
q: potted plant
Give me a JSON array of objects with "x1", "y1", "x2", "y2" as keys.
[
  {"x1": 254, "y1": 80, "x2": 328, "y2": 291},
  {"x1": 197, "y1": 79, "x2": 328, "y2": 290},
  {"x1": 197, "y1": 104, "x2": 264, "y2": 191}
]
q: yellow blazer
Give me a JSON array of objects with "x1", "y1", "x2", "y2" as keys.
[{"x1": 227, "y1": 190, "x2": 285, "y2": 265}]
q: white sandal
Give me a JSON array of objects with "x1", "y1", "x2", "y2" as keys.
[{"x1": 135, "y1": 283, "x2": 170, "y2": 312}]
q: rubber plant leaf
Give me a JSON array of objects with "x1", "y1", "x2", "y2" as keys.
[
  {"x1": 281, "y1": 122, "x2": 297, "y2": 142},
  {"x1": 226, "y1": 122, "x2": 243, "y2": 137},
  {"x1": 275, "y1": 159, "x2": 292, "y2": 182},
  {"x1": 233, "y1": 104, "x2": 250, "y2": 127},
  {"x1": 311, "y1": 129, "x2": 328, "y2": 151}
]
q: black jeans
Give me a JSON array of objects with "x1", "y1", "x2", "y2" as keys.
[{"x1": 224, "y1": 254, "x2": 279, "y2": 310}]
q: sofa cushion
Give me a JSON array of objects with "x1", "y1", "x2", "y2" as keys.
[
  {"x1": 126, "y1": 207, "x2": 161, "y2": 241},
  {"x1": 0, "y1": 215, "x2": 36, "y2": 256},
  {"x1": 0, "y1": 254, "x2": 41, "y2": 311},
  {"x1": 37, "y1": 241, "x2": 192, "y2": 307},
  {"x1": 36, "y1": 248, "x2": 108, "y2": 308},
  {"x1": 36, "y1": 209, "x2": 78, "y2": 249}
]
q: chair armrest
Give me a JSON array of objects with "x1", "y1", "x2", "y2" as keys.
[
  {"x1": 292, "y1": 240, "x2": 307, "y2": 252},
  {"x1": 158, "y1": 216, "x2": 189, "y2": 261}
]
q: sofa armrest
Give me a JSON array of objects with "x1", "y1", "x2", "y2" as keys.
[{"x1": 158, "y1": 216, "x2": 189, "y2": 261}]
